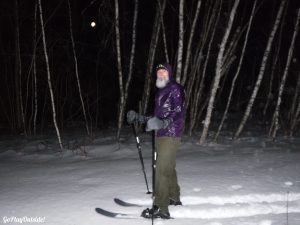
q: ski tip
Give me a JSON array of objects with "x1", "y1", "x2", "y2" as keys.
[
  {"x1": 114, "y1": 198, "x2": 142, "y2": 207},
  {"x1": 95, "y1": 207, "x2": 118, "y2": 218},
  {"x1": 95, "y1": 208, "x2": 102, "y2": 213},
  {"x1": 95, "y1": 207, "x2": 110, "y2": 215}
]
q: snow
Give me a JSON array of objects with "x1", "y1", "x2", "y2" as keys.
[{"x1": 0, "y1": 128, "x2": 300, "y2": 225}]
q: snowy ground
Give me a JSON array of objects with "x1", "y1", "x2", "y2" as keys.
[{"x1": 0, "y1": 127, "x2": 300, "y2": 225}]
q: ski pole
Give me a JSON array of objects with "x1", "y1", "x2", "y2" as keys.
[
  {"x1": 131, "y1": 123, "x2": 151, "y2": 194},
  {"x1": 151, "y1": 130, "x2": 157, "y2": 225}
]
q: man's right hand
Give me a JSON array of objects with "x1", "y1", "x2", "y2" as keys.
[{"x1": 127, "y1": 110, "x2": 146, "y2": 124}]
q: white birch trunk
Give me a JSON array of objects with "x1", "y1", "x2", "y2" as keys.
[
  {"x1": 142, "y1": 0, "x2": 166, "y2": 115},
  {"x1": 176, "y1": 0, "x2": 185, "y2": 83},
  {"x1": 114, "y1": 0, "x2": 124, "y2": 141},
  {"x1": 188, "y1": 2, "x2": 222, "y2": 136},
  {"x1": 234, "y1": 0, "x2": 286, "y2": 140},
  {"x1": 116, "y1": 0, "x2": 138, "y2": 140},
  {"x1": 67, "y1": 0, "x2": 90, "y2": 136},
  {"x1": 215, "y1": 0, "x2": 257, "y2": 141},
  {"x1": 185, "y1": 1, "x2": 218, "y2": 112},
  {"x1": 15, "y1": 0, "x2": 27, "y2": 136},
  {"x1": 199, "y1": 0, "x2": 240, "y2": 145},
  {"x1": 262, "y1": 56, "x2": 275, "y2": 116},
  {"x1": 289, "y1": 72, "x2": 300, "y2": 123},
  {"x1": 38, "y1": 0, "x2": 63, "y2": 150},
  {"x1": 33, "y1": 2, "x2": 38, "y2": 136},
  {"x1": 269, "y1": 8, "x2": 300, "y2": 139},
  {"x1": 14, "y1": 0, "x2": 21, "y2": 131},
  {"x1": 124, "y1": 0, "x2": 138, "y2": 103},
  {"x1": 181, "y1": 0, "x2": 202, "y2": 86},
  {"x1": 263, "y1": 6, "x2": 287, "y2": 117},
  {"x1": 222, "y1": 27, "x2": 240, "y2": 68},
  {"x1": 290, "y1": 93, "x2": 300, "y2": 136},
  {"x1": 157, "y1": 0, "x2": 169, "y2": 63}
]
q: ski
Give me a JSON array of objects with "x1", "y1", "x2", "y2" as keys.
[
  {"x1": 114, "y1": 198, "x2": 183, "y2": 207},
  {"x1": 95, "y1": 208, "x2": 142, "y2": 219},
  {"x1": 114, "y1": 198, "x2": 143, "y2": 207},
  {"x1": 95, "y1": 207, "x2": 174, "y2": 220}
]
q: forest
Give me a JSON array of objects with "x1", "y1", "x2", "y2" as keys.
[{"x1": 0, "y1": 0, "x2": 299, "y2": 149}]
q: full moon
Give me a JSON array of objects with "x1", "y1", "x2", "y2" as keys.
[{"x1": 90, "y1": 21, "x2": 96, "y2": 28}]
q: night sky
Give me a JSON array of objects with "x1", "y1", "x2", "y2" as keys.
[{"x1": 0, "y1": 0, "x2": 299, "y2": 136}]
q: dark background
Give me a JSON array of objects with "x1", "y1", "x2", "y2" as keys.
[{"x1": 0, "y1": 0, "x2": 299, "y2": 136}]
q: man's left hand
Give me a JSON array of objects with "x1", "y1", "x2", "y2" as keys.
[{"x1": 146, "y1": 117, "x2": 170, "y2": 131}]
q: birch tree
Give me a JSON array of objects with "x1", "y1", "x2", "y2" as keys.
[
  {"x1": 185, "y1": 0, "x2": 217, "y2": 112},
  {"x1": 33, "y1": 1, "x2": 38, "y2": 136},
  {"x1": 199, "y1": 0, "x2": 240, "y2": 145},
  {"x1": 38, "y1": 0, "x2": 63, "y2": 150},
  {"x1": 262, "y1": 8, "x2": 286, "y2": 116},
  {"x1": 142, "y1": 0, "x2": 166, "y2": 115},
  {"x1": 67, "y1": 0, "x2": 90, "y2": 136},
  {"x1": 13, "y1": 0, "x2": 21, "y2": 132},
  {"x1": 176, "y1": 0, "x2": 185, "y2": 83},
  {"x1": 215, "y1": 0, "x2": 257, "y2": 141},
  {"x1": 188, "y1": 1, "x2": 221, "y2": 136},
  {"x1": 115, "y1": 0, "x2": 139, "y2": 140},
  {"x1": 290, "y1": 83, "x2": 300, "y2": 136},
  {"x1": 289, "y1": 72, "x2": 300, "y2": 125},
  {"x1": 14, "y1": 0, "x2": 27, "y2": 135},
  {"x1": 234, "y1": 0, "x2": 286, "y2": 139},
  {"x1": 157, "y1": 0, "x2": 169, "y2": 63},
  {"x1": 114, "y1": 0, "x2": 123, "y2": 140},
  {"x1": 269, "y1": 8, "x2": 300, "y2": 139},
  {"x1": 181, "y1": 0, "x2": 202, "y2": 86}
]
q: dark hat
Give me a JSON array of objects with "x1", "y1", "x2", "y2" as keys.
[{"x1": 155, "y1": 63, "x2": 173, "y2": 78}]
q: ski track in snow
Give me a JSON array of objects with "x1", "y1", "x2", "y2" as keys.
[
  {"x1": 0, "y1": 129, "x2": 300, "y2": 225},
  {"x1": 123, "y1": 192, "x2": 300, "y2": 219},
  {"x1": 172, "y1": 201, "x2": 300, "y2": 219}
]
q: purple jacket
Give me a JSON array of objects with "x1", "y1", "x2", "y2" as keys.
[{"x1": 154, "y1": 80, "x2": 186, "y2": 137}]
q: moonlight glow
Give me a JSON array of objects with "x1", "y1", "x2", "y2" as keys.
[{"x1": 90, "y1": 21, "x2": 96, "y2": 28}]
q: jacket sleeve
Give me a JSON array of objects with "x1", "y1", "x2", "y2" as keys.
[{"x1": 165, "y1": 85, "x2": 185, "y2": 124}]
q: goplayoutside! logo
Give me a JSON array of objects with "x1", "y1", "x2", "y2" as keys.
[{"x1": 3, "y1": 216, "x2": 46, "y2": 224}]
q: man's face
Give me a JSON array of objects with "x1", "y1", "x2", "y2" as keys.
[{"x1": 156, "y1": 69, "x2": 169, "y2": 88}]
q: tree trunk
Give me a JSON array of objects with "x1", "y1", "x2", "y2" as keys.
[
  {"x1": 141, "y1": 0, "x2": 166, "y2": 115},
  {"x1": 14, "y1": 0, "x2": 26, "y2": 135},
  {"x1": 269, "y1": 8, "x2": 300, "y2": 139},
  {"x1": 289, "y1": 72, "x2": 300, "y2": 124},
  {"x1": 263, "y1": 4, "x2": 287, "y2": 117},
  {"x1": 290, "y1": 87, "x2": 300, "y2": 136},
  {"x1": 215, "y1": 0, "x2": 257, "y2": 141},
  {"x1": 188, "y1": 1, "x2": 221, "y2": 136},
  {"x1": 185, "y1": 0, "x2": 217, "y2": 113},
  {"x1": 33, "y1": 1, "x2": 38, "y2": 136},
  {"x1": 38, "y1": 0, "x2": 63, "y2": 150},
  {"x1": 181, "y1": 0, "x2": 202, "y2": 86},
  {"x1": 176, "y1": 0, "x2": 185, "y2": 83},
  {"x1": 116, "y1": 0, "x2": 138, "y2": 140},
  {"x1": 199, "y1": 0, "x2": 240, "y2": 145},
  {"x1": 114, "y1": 0, "x2": 124, "y2": 141},
  {"x1": 234, "y1": 0, "x2": 286, "y2": 139},
  {"x1": 67, "y1": 0, "x2": 90, "y2": 136},
  {"x1": 157, "y1": 0, "x2": 169, "y2": 63}
]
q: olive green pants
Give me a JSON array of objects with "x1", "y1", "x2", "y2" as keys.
[{"x1": 154, "y1": 137, "x2": 181, "y2": 212}]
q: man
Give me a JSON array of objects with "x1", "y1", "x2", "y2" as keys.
[{"x1": 127, "y1": 63, "x2": 186, "y2": 219}]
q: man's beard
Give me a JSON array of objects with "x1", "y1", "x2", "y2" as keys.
[{"x1": 156, "y1": 76, "x2": 169, "y2": 88}]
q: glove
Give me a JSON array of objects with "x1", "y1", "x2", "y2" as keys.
[
  {"x1": 146, "y1": 117, "x2": 170, "y2": 131},
  {"x1": 127, "y1": 110, "x2": 146, "y2": 124}
]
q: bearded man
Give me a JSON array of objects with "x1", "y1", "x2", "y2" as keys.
[{"x1": 127, "y1": 63, "x2": 186, "y2": 219}]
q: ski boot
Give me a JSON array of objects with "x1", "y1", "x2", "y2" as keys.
[
  {"x1": 169, "y1": 198, "x2": 182, "y2": 206},
  {"x1": 141, "y1": 205, "x2": 171, "y2": 219}
]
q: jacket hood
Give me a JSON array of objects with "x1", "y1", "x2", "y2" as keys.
[{"x1": 155, "y1": 63, "x2": 173, "y2": 79}]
